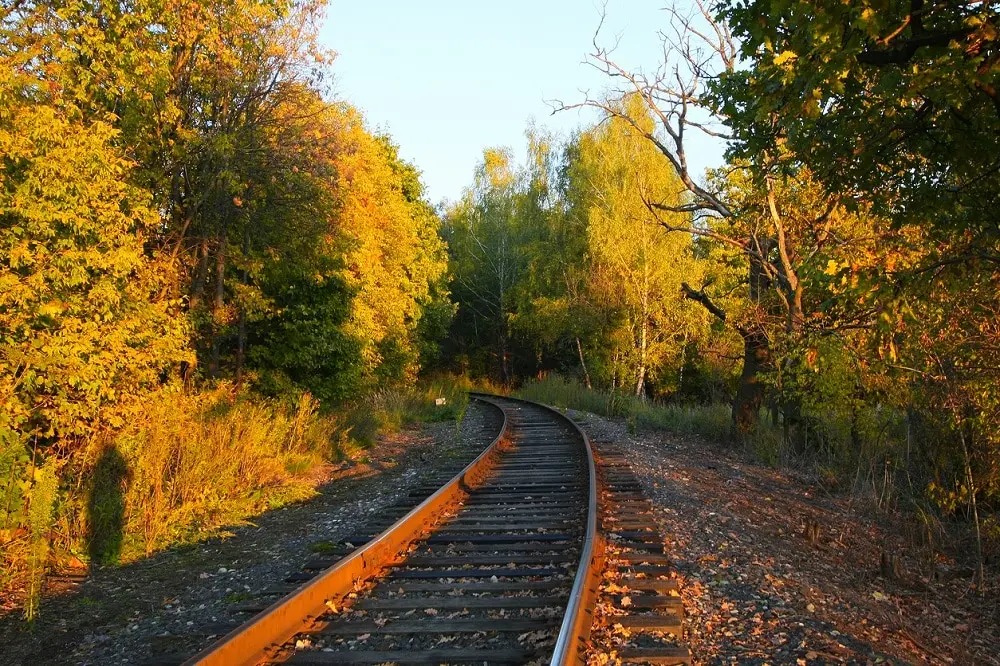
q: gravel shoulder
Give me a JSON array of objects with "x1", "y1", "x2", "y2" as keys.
[
  {"x1": 0, "y1": 403, "x2": 499, "y2": 666},
  {"x1": 570, "y1": 409, "x2": 999, "y2": 666}
]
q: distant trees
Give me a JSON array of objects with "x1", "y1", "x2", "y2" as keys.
[
  {"x1": 445, "y1": 149, "x2": 530, "y2": 383},
  {"x1": 568, "y1": 97, "x2": 705, "y2": 396},
  {"x1": 443, "y1": 103, "x2": 709, "y2": 397}
]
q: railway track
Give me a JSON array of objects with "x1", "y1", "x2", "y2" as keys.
[{"x1": 177, "y1": 395, "x2": 688, "y2": 666}]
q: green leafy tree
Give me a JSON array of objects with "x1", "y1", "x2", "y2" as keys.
[
  {"x1": 713, "y1": 0, "x2": 999, "y2": 239},
  {"x1": 445, "y1": 148, "x2": 530, "y2": 383}
]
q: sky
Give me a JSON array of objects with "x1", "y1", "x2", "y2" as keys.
[{"x1": 320, "y1": 1, "x2": 726, "y2": 204}]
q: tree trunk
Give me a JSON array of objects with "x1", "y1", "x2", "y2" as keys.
[
  {"x1": 188, "y1": 235, "x2": 211, "y2": 311},
  {"x1": 733, "y1": 329, "x2": 770, "y2": 437},
  {"x1": 208, "y1": 232, "x2": 227, "y2": 379},
  {"x1": 235, "y1": 307, "x2": 246, "y2": 382},
  {"x1": 677, "y1": 332, "x2": 688, "y2": 396},
  {"x1": 782, "y1": 282, "x2": 807, "y2": 452},
  {"x1": 576, "y1": 337, "x2": 592, "y2": 389},
  {"x1": 731, "y1": 238, "x2": 775, "y2": 438},
  {"x1": 181, "y1": 235, "x2": 211, "y2": 385},
  {"x1": 959, "y1": 425, "x2": 985, "y2": 593},
  {"x1": 636, "y1": 280, "x2": 649, "y2": 397},
  {"x1": 498, "y1": 326, "x2": 509, "y2": 385},
  {"x1": 234, "y1": 229, "x2": 251, "y2": 383}
]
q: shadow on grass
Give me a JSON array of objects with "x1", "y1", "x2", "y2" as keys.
[{"x1": 88, "y1": 445, "x2": 128, "y2": 567}]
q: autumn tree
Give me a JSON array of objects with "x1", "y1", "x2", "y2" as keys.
[
  {"x1": 0, "y1": 10, "x2": 190, "y2": 449},
  {"x1": 566, "y1": 97, "x2": 705, "y2": 396},
  {"x1": 334, "y1": 122, "x2": 452, "y2": 385},
  {"x1": 552, "y1": 2, "x2": 899, "y2": 439}
]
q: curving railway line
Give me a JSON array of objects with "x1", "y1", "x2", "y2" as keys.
[{"x1": 175, "y1": 395, "x2": 688, "y2": 666}]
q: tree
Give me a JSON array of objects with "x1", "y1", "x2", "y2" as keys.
[
  {"x1": 713, "y1": 0, "x2": 999, "y2": 240},
  {"x1": 445, "y1": 149, "x2": 529, "y2": 383},
  {"x1": 333, "y1": 120, "x2": 452, "y2": 385},
  {"x1": 714, "y1": 0, "x2": 1000, "y2": 581},
  {"x1": 513, "y1": 129, "x2": 601, "y2": 388},
  {"x1": 567, "y1": 97, "x2": 705, "y2": 396},
  {"x1": 0, "y1": 103, "x2": 189, "y2": 446},
  {"x1": 554, "y1": 2, "x2": 903, "y2": 438}
]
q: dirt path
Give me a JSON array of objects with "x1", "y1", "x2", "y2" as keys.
[
  {"x1": 0, "y1": 404, "x2": 498, "y2": 666},
  {"x1": 572, "y1": 410, "x2": 999, "y2": 666}
]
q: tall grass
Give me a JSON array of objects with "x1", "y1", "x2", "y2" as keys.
[
  {"x1": 515, "y1": 376, "x2": 913, "y2": 487},
  {"x1": 104, "y1": 384, "x2": 338, "y2": 561},
  {"x1": 2, "y1": 375, "x2": 495, "y2": 618},
  {"x1": 1, "y1": 383, "x2": 343, "y2": 617},
  {"x1": 517, "y1": 375, "x2": 735, "y2": 442},
  {"x1": 341, "y1": 376, "x2": 473, "y2": 445}
]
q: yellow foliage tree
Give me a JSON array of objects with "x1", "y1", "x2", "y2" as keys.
[
  {"x1": 0, "y1": 102, "x2": 189, "y2": 445},
  {"x1": 570, "y1": 97, "x2": 707, "y2": 395},
  {"x1": 331, "y1": 108, "x2": 450, "y2": 383}
]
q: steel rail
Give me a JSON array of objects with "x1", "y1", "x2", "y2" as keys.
[
  {"x1": 182, "y1": 397, "x2": 508, "y2": 666},
  {"x1": 470, "y1": 393, "x2": 605, "y2": 666}
]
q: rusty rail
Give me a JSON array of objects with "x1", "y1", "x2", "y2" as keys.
[
  {"x1": 182, "y1": 397, "x2": 508, "y2": 666},
  {"x1": 471, "y1": 394, "x2": 604, "y2": 666},
  {"x1": 546, "y1": 404, "x2": 604, "y2": 666}
]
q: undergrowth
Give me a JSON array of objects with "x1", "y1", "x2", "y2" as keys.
[
  {"x1": 516, "y1": 375, "x2": 895, "y2": 481},
  {"x1": 516, "y1": 375, "x2": 734, "y2": 442},
  {"x1": 1, "y1": 383, "x2": 339, "y2": 617},
  {"x1": 340, "y1": 376, "x2": 473, "y2": 446},
  {"x1": 1, "y1": 376, "x2": 481, "y2": 619}
]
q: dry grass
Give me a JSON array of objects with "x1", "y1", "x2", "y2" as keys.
[
  {"x1": 105, "y1": 384, "x2": 337, "y2": 561},
  {"x1": 1, "y1": 383, "x2": 342, "y2": 617}
]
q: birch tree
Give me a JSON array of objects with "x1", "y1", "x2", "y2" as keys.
[
  {"x1": 569, "y1": 97, "x2": 705, "y2": 396},
  {"x1": 445, "y1": 149, "x2": 528, "y2": 383}
]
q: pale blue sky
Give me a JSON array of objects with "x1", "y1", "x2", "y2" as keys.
[{"x1": 320, "y1": 1, "x2": 725, "y2": 204}]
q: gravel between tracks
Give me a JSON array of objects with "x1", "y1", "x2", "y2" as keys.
[
  {"x1": 570, "y1": 409, "x2": 999, "y2": 666},
  {"x1": 0, "y1": 403, "x2": 498, "y2": 666}
]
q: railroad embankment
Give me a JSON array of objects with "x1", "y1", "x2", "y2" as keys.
[{"x1": 576, "y1": 410, "x2": 999, "y2": 666}]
